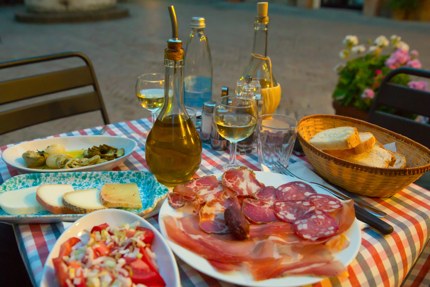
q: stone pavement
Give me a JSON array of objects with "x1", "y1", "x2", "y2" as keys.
[{"x1": 1, "y1": 0, "x2": 430, "y2": 146}]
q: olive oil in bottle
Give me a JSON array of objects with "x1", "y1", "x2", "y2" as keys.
[{"x1": 145, "y1": 5, "x2": 202, "y2": 186}]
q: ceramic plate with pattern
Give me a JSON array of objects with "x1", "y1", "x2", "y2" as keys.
[
  {"x1": 2, "y1": 136, "x2": 137, "y2": 173},
  {"x1": 0, "y1": 171, "x2": 168, "y2": 223}
]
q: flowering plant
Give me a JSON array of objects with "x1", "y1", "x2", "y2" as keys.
[{"x1": 332, "y1": 35, "x2": 428, "y2": 112}]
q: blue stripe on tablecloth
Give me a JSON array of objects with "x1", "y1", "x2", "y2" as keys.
[{"x1": 14, "y1": 225, "x2": 37, "y2": 287}]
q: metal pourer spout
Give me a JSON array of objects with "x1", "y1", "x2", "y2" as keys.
[
  {"x1": 165, "y1": 5, "x2": 183, "y2": 61},
  {"x1": 168, "y1": 5, "x2": 179, "y2": 41}
]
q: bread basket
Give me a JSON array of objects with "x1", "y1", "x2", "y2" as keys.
[{"x1": 297, "y1": 114, "x2": 430, "y2": 197}]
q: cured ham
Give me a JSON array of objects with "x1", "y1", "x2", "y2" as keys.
[
  {"x1": 242, "y1": 198, "x2": 278, "y2": 224},
  {"x1": 222, "y1": 167, "x2": 265, "y2": 197},
  {"x1": 164, "y1": 167, "x2": 357, "y2": 281}
]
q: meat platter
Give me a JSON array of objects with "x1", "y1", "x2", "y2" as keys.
[{"x1": 158, "y1": 167, "x2": 361, "y2": 287}]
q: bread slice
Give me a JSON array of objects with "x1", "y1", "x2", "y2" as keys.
[
  {"x1": 100, "y1": 183, "x2": 142, "y2": 209},
  {"x1": 62, "y1": 188, "x2": 106, "y2": 214},
  {"x1": 389, "y1": 151, "x2": 407, "y2": 169},
  {"x1": 338, "y1": 145, "x2": 394, "y2": 168},
  {"x1": 0, "y1": 187, "x2": 45, "y2": 215},
  {"x1": 325, "y1": 132, "x2": 376, "y2": 157},
  {"x1": 36, "y1": 184, "x2": 75, "y2": 214},
  {"x1": 309, "y1": 126, "x2": 361, "y2": 150}
]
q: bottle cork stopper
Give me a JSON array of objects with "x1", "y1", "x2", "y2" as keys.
[
  {"x1": 165, "y1": 40, "x2": 184, "y2": 61},
  {"x1": 257, "y1": 2, "x2": 268, "y2": 18}
]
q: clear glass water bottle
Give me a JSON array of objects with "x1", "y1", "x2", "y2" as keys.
[
  {"x1": 145, "y1": 6, "x2": 202, "y2": 186},
  {"x1": 184, "y1": 17, "x2": 213, "y2": 120},
  {"x1": 239, "y1": 2, "x2": 281, "y2": 115}
]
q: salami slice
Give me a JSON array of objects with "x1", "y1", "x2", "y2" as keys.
[
  {"x1": 222, "y1": 167, "x2": 265, "y2": 197},
  {"x1": 199, "y1": 199, "x2": 229, "y2": 234},
  {"x1": 274, "y1": 200, "x2": 315, "y2": 223},
  {"x1": 242, "y1": 198, "x2": 278, "y2": 224},
  {"x1": 275, "y1": 181, "x2": 317, "y2": 201},
  {"x1": 255, "y1": 186, "x2": 277, "y2": 202},
  {"x1": 309, "y1": 194, "x2": 343, "y2": 213},
  {"x1": 293, "y1": 211, "x2": 339, "y2": 241}
]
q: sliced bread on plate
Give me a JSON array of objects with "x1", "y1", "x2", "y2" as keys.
[
  {"x1": 63, "y1": 188, "x2": 106, "y2": 214},
  {"x1": 36, "y1": 184, "x2": 75, "y2": 214},
  {"x1": 309, "y1": 126, "x2": 361, "y2": 150},
  {"x1": 100, "y1": 183, "x2": 142, "y2": 209},
  {"x1": 0, "y1": 187, "x2": 45, "y2": 215}
]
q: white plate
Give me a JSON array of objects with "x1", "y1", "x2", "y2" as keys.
[
  {"x1": 2, "y1": 135, "x2": 137, "y2": 173},
  {"x1": 158, "y1": 171, "x2": 361, "y2": 287},
  {"x1": 0, "y1": 171, "x2": 168, "y2": 223},
  {"x1": 40, "y1": 209, "x2": 180, "y2": 287}
]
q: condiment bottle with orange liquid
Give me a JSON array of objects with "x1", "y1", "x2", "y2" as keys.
[
  {"x1": 145, "y1": 6, "x2": 202, "y2": 186},
  {"x1": 238, "y1": 1, "x2": 281, "y2": 116}
]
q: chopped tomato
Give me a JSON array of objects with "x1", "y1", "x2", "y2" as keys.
[
  {"x1": 136, "y1": 226, "x2": 155, "y2": 244},
  {"x1": 129, "y1": 258, "x2": 165, "y2": 287},
  {"x1": 90, "y1": 223, "x2": 109, "y2": 234},
  {"x1": 58, "y1": 237, "x2": 80, "y2": 258},
  {"x1": 139, "y1": 246, "x2": 158, "y2": 272},
  {"x1": 92, "y1": 242, "x2": 110, "y2": 258},
  {"x1": 53, "y1": 257, "x2": 69, "y2": 287}
]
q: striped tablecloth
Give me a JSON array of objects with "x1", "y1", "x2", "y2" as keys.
[{"x1": 1, "y1": 118, "x2": 429, "y2": 287}]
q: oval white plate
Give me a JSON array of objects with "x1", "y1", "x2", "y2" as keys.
[
  {"x1": 2, "y1": 135, "x2": 137, "y2": 173},
  {"x1": 159, "y1": 171, "x2": 361, "y2": 287},
  {"x1": 40, "y1": 209, "x2": 180, "y2": 287}
]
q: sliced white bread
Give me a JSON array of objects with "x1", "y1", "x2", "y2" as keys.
[
  {"x1": 309, "y1": 126, "x2": 361, "y2": 150},
  {"x1": 389, "y1": 151, "x2": 407, "y2": 169},
  {"x1": 100, "y1": 183, "x2": 142, "y2": 209},
  {"x1": 36, "y1": 184, "x2": 75, "y2": 214},
  {"x1": 0, "y1": 186, "x2": 45, "y2": 215},
  {"x1": 338, "y1": 145, "x2": 394, "y2": 168},
  {"x1": 62, "y1": 188, "x2": 106, "y2": 214},
  {"x1": 325, "y1": 132, "x2": 376, "y2": 157}
]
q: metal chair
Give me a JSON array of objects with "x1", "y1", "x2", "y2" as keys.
[
  {"x1": 0, "y1": 51, "x2": 110, "y2": 135},
  {"x1": 368, "y1": 67, "x2": 430, "y2": 148}
]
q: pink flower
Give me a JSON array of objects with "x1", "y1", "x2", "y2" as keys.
[
  {"x1": 375, "y1": 69, "x2": 382, "y2": 76},
  {"x1": 407, "y1": 59, "x2": 422, "y2": 69},
  {"x1": 410, "y1": 50, "x2": 419, "y2": 59},
  {"x1": 361, "y1": 88, "x2": 375, "y2": 100},
  {"x1": 408, "y1": 81, "x2": 428, "y2": 91},
  {"x1": 385, "y1": 49, "x2": 410, "y2": 69}
]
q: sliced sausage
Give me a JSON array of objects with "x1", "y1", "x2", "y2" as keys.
[
  {"x1": 274, "y1": 200, "x2": 315, "y2": 223},
  {"x1": 275, "y1": 181, "x2": 317, "y2": 201},
  {"x1": 293, "y1": 211, "x2": 339, "y2": 241}
]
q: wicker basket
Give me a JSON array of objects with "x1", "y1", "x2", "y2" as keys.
[{"x1": 297, "y1": 114, "x2": 430, "y2": 197}]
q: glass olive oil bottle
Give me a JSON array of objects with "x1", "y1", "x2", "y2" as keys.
[{"x1": 145, "y1": 6, "x2": 202, "y2": 186}]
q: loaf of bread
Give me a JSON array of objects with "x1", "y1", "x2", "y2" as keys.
[
  {"x1": 309, "y1": 126, "x2": 361, "y2": 150},
  {"x1": 36, "y1": 184, "x2": 75, "y2": 214},
  {"x1": 389, "y1": 151, "x2": 407, "y2": 168},
  {"x1": 338, "y1": 145, "x2": 394, "y2": 168},
  {"x1": 100, "y1": 183, "x2": 142, "y2": 209}
]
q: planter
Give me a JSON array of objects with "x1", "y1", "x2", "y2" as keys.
[{"x1": 332, "y1": 101, "x2": 369, "y2": 121}]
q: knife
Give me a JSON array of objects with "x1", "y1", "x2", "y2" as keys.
[{"x1": 355, "y1": 204, "x2": 393, "y2": 234}]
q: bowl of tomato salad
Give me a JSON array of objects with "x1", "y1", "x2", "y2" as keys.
[{"x1": 41, "y1": 209, "x2": 180, "y2": 287}]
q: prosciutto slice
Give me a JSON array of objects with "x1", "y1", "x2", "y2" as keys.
[
  {"x1": 199, "y1": 199, "x2": 230, "y2": 234},
  {"x1": 222, "y1": 167, "x2": 265, "y2": 197}
]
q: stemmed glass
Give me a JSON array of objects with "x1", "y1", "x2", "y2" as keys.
[
  {"x1": 213, "y1": 96, "x2": 258, "y2": 170},
  {"x1": 135, "y1": 73, "x2": 165, "y2": 123}
]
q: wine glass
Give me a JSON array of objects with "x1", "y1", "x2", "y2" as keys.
[
  {"x1": 213, "y1": 96, "x2": 258, "y2": 170},
  {"x1": 135, "y1": 73, "x2": 165, "y2": 123}
]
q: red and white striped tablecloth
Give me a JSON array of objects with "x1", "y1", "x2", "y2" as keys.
[{"x1": 1, "y1": 118, "x2": 429, "y2": 287}]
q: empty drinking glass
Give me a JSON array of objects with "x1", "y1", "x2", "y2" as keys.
[{"x1": 257, "y1": 114, "x2": 297, "y2": 172}]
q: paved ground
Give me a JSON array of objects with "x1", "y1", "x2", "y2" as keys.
[{"x1": 1, "y1": 0, "x2": 430, "y2": 146}]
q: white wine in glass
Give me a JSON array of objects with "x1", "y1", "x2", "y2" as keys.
[
  {"x1": 214, "y1": 96, "x2": 257, "y2": 170},
  {"x1": 135, "y1": 73, "x2": 165, "y2": 123}
]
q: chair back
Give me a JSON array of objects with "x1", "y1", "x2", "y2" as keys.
[
  {"x1": 0, "y1": 51, "x2": 110, "y2": 135},
  {"x1": 368, "y1": 67, "x2": 430, "y2": 148}
]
